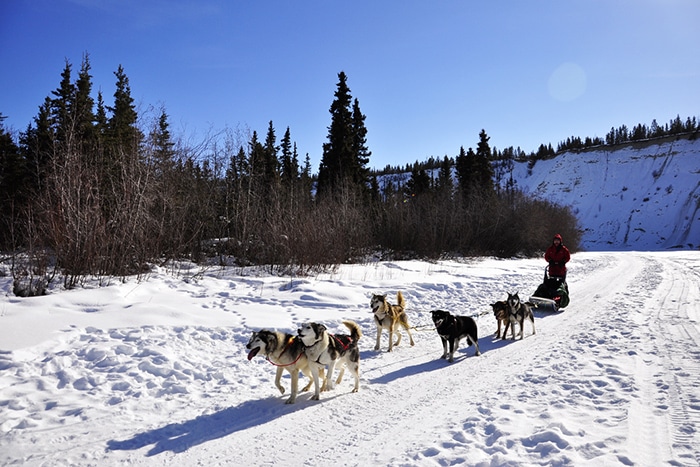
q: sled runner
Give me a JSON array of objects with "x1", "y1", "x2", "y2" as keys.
[{"x1": 529, "y1": 266, "x2": 569, "y2": 312}]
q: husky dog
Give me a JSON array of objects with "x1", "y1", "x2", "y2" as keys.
[
  {"x1": 490, "y1": 300, "x2": 510, "y2": 339},
  {"x1": 298, "y1": 321, "x2": 361, "y2": 400},
  {"x1": 370, "y1": 291, "x2": 415, "y2": 352},
  {"x1": 430, "y1": 309, "x2": 480, "y2": 362},
  {"x1": 246, "y1": 330, "x2": 322, "y2": 404},
  {"x1": 506, "y1": 292, "x2": 536, "y2": 340}
]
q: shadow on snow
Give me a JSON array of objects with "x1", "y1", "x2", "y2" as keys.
[{"x1": 106, "y1": 394, "x2": 313, "y2": 457}]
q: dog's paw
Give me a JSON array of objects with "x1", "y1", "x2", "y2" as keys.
[
  {"x1": 285, "y1": 397, "x2": 296, "y2": 404},
  {"x1": 311, "y1": 394, "x2": 320, "y2": 401},
  {"x1": 351, "y1": 388, "x2": 359, "y2": 393},
  {"x1": 374, "y1": 345, "x2": 380, "y2": 351}
]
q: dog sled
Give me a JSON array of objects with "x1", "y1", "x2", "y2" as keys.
[{"x1": 529, "y1": 266, "x2": 569, "y2": 312}]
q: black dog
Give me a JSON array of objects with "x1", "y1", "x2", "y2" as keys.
[{"x1": 430, "y1": 310, "x2": 481, "y2": 362}]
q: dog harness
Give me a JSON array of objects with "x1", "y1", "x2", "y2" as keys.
[
  {"x1": 331, "y1": 333, "x2": 353, "y2": 351},
  {"x1": 266, "y1": 336, "x2": 304, "y2": 367}
]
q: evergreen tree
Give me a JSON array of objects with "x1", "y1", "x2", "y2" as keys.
[
  {"x1": 248, "y1": 130, "x2": 265, "y2": 186},
  {"x1": 262, "y1": 120, "x2": 280, "y2": 192},
  {"x1": 74, "y1": 54, "x2": 96, "y2": 151},
  {"x1": 107, "y1": 65, "x2": 140, "y2": 152},
  {"x1": 403, "y1": 167, "x2": 431, "y2": 198},
  {"x1": 670, "y1": 114, "x2": 684, "y2": 134},
  {"x1": 455, "y1": 146, "x2": 475, "y2": 198},
  {"x1": 350, "y1": 97, "x2": 371, "y2": 191},
  {"x1": 434, "y1": 156, "x2": 453, "y2": 196},
  {"x1": 21, "y1": 99, "x2": 54, "y2": 192},
  {"x1": 317, "y1": 71, "x2": 370, "y2": 199},
  {"x1": 0, "y1": 117, "x2": 28, "y2": 247},
  {"x1": 149, "y1": 109, "x2": 175, "y2": 174},
  {"x1": 474, "y1": 129, "x2": 495, "y2": 193},
  {"x1": 50, "y1": 60, "x2": 75, "y2": 148},
  {"x1": 280, "y1": 127, "x2": 301, "y2": 199},
  {"x1": 95, "y1": 91, "x2": 108, "y2": 135},
  {"x1": 300, "y1": 152, "x2": 313, "y2": 204}
]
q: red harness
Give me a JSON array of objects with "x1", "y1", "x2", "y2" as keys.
[
  {"x1": 266, "y1": 337, "x2": 304, "y2": 367},
  {"x1": 331, "y1": 334, "x2": 353, "y2": 351}
]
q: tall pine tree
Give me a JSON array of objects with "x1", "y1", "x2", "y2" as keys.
[
  {"x1": 475, "y1": 129, "x2": 495, "y2": 193},
  {"x1": 317, "y1": 71, "x2": 370, "y2": 199},
  {"x1": 107, "y1": 65, "x2": 140, "y2": 154}
]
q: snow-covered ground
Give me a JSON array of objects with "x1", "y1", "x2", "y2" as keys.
[{"x1": 1, "y1": 251, "x2": 699, "y2": 466}]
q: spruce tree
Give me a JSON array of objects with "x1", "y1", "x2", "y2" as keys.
[
  {"x1": 317, "y1": 71, "x2": 370, "y2": 199},
  {"x1": 107, "y1": 65, "x2": 140, "y2": 152},
  {"x1": 404, "y1": 167, "x2": 431, "y2": 199},
  {"x1": 350, "y1": 98, "x2": 371, "y2": 191},
  {"x1": 50, "y1": 60, "x2": 75, "y2": 148},
  {"x1": 21, "y1": 99, "x2": 54, "y2": 192},
  {"x1": 280, "y1": 127, "x2": 300, "y2": 198},
  {"x1": 475, "y1": 129, "x2": 495, "y2": 193},
  {"x1": 455, "y1": 146, "x2": 475, "y2": 198},
  {"x1": 151, "y1": 110, "x2": 175, "y2": 174},
  {"x1": 74, "y1": 54, "x2": 96, "y2": 151},
  {"x1": 0, "y1": 117, "x2": 28, "y2": 248},
  {"x1": 435, "y1": 155, "x2": 453, "y2": 196},
  {"x1": 262, "y1": 120, "x2": 280, "y2": 192}
]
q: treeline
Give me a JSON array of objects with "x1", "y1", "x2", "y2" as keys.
[
  {"x1": 374, "y1": 115, "x2": 699, "y2": 178},
  {"x1": 0, "y1": 56, "x2": 579, "y2": 293},
  {"x1": 557, "y1": 115, "x2": 699, "y2": 152}
]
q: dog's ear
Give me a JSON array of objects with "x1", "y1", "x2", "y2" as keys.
[{"x1": 247, "y1": 331, "x2": 258, "y2": 344}]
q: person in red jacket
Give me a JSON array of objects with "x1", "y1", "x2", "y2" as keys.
[{"x1": 545, "y1": 233, "x2": 570, "y2": 278}]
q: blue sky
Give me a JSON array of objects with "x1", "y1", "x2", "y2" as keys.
[{"x1": 1, "y1": 0, "x2": 699, "y2": 171}]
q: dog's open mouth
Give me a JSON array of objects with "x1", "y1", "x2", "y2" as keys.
[{"x1": 247, "y1": 347, "x2": 260, "y2": 360}]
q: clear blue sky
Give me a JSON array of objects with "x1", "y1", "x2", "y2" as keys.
[{"x1": 2, "y1": 0, "x2": 699, "y2": 171}]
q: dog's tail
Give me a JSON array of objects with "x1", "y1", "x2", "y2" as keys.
[
  {"x1": 342, "y1": 320, "x2": 362, "y2": 342},
  {"x1": 396, "y1": 291, "x2": 406, "y2": 309}
]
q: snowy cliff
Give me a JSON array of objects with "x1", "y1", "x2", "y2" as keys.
[{"x1": 509, "y1": 136, "x2": 700, "y2": 251}]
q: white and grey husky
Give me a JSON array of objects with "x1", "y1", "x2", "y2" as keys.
[
  {"x1": 298, "y1": 321, "x2": 361, "y2": 400},
  {"x1": 246, "y1": 330, "x2": 322, "y2": 404}
]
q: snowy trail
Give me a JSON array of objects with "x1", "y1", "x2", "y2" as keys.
[
  {"x1": 136, "y1": 253, "x2": 694, "y2": 466},
  {"x1": 1, "y1": 252, "x2": 699, "y2": 466},
  {"x1": 643, "y1": 254, "x2": 700, "y2": 465}
]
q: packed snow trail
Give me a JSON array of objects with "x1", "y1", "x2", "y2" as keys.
[{"x1": 119, "y1": 253, "x2": 696, "y2": 466}]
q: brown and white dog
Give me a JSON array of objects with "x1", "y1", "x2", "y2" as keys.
[
  {"x1": 297, "y1": 321, "x2": 361, "y2": 400},
  {"x1": 370, "y1": 291, "x2": 415, "y2": 352},
  {"x1": 490, "y1": 300, "x2": 510, "y2": 339},
  {"x1": 246, "y1": 330, "x2": 323, "y2": 404}
]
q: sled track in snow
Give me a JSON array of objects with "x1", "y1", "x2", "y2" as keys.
[
  {"x1": 653, "y1": 254, "x2": 700, "y2": 465},
  {"x1": 602, "y1": 253, "x2": 700, "y2": 466}
]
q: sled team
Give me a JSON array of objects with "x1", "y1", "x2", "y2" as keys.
[{"x1": 246, "y1": 234, "x2": 570, "y2": 403}]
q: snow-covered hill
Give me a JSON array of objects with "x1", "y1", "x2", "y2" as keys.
[{"x1": 508, "y1": 136, "x2": 700, "y2": 251}]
